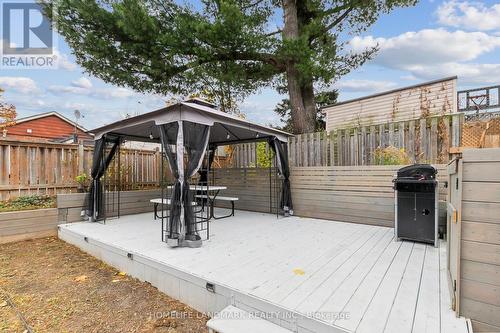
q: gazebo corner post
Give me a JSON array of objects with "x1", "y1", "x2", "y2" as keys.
[
  {"x1": 268, "y1": 137, "x2": 293, "y2": 217},
  {"x1": 177, "y1": 120, "x2": 186, "y2": 245}
]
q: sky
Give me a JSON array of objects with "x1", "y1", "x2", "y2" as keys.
[{"x1": 1, "y1": 0, "x2": 500, "y2": 130}]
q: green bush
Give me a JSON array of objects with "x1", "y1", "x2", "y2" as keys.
[
  {"x1": 0, "y1": 195, "x2": 56, "y2": 212},
  {"x1": 374, "y1": 146, "x2": 411, "y2": 165},
  {"x1": 256, "y1": 142, "x2": 275, "y2": 168}
]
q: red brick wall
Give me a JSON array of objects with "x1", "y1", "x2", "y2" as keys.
[{"x1": 4, "y1": 115, "x2": 92, "y2": 141}]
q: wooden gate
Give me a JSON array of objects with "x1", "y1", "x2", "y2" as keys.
[{"x1": 447, "y1": 158, "x2": 462, "y2": 313}]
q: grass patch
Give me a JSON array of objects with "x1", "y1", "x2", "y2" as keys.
[{"x1": 0, "y1": 195, "x2": 56, "y2": 213}]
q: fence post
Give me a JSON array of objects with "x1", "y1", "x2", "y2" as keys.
[
  {"x1": 314, "y1": 132, "x2": 321, "y2": 166},
  {"x1": 451, "y1": 113, "x2": 462, "y2": 148},
  {"x1": 388, "y1": 123, "x2": 395, "y2": 146},
  {"x1": 329, "y1": 130, "x2": 335, "y2": 166},
  {"x1": 337, "y1": 129, "x2": 343, "y2": 166},
  {"x1": 408, "y1": 120, "x2": 416, "y2": 162},
  {"x1": 78, "y1": 143, "x2": 84, "y2": 175},
  {"x1": 353, "y1": 128, "x2": 359, "y2": 166},
  {"x1": 430, "y1": 117, "x2": 438, "y2": 162},
  {"x1": 419, "y1": 118, "x2": 427, "y2": 162},
  {"x1": 379, "y1": 124, "x2": 386, "y2": 148},
  {"x1": 398, "y1": 122, "x2": 405, "y2": 149},
  {"x1": 322, "y1": 132, "x2": 328, "y2": 166}
]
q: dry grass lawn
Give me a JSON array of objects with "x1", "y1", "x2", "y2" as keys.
[{"x1": 0, "y1": 237, "x2": 208, "y2": 333}]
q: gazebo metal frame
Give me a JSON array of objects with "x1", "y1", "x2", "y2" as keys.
[{"x1": 87, "y1": 100, "x2": 293, "y2": 248}]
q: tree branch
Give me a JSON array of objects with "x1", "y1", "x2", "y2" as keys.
[
  {"x1": 241, "y1": 0, "x2": 266, "y2": 10},
  {"x1": 265, "y1": 29, "x2": 282, "y2": 37},
  {"x1": 309, "y1": 6, "x2": 353, "y2": 41},
  {"x1": 324, "y1": 6, "x2": 354, "y2": 32}
]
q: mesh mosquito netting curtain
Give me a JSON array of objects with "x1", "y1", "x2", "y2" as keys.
[
  {"x1": 268, "y1": 137, "x2": 293, "y2": 215},
  {"x1": 86, "y1": 136, "x2": 120, "y2": 221},
  {"x1": 158, "y1": 121, "x2": 210, "y2": 243}
]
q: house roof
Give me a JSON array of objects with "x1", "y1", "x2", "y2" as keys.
[
  {"x1": 91, "y1": 101, "x2": 292, "y2": 144},
  {"x1": 14, "y1": 111, "x2": 90, "y2": 133}
]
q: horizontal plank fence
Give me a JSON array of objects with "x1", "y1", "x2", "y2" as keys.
[
  {"x1": 291, "y1": 165, "x2": 447, "y2": 227},
  {"x1": 0, "y1": 208, "x2": 58, "y2": 244},
  {"x1": 212, "y1": 165, "x2": 447, "y2": 227},
  {"x1": 212, "y1": 168, "x2": 281, "y2": 213},
  {"x1": 57, "y1": 189, "x2": 162, "y2": 224},
  {"x1": 448, "y1": 148, "x2": 500, "y2": 332}
]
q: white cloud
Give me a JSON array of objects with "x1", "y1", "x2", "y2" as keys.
[
  {"x1": 334, "y1": 79, "x2": 397, "y2": 93},
  {"x1": 400, "y1": 75, "x2": 418, "y2": 81},
  {"x1": 48, "y1": 84, "x2": 137, "y2": 100},
  {"x1": 350, "y1": 29, "x2": 500, "y2": 66},
  {"x1": 95, "y1": 87, "x2": 136, "y2": 99},
  {"x1": 71, "y1": 77, "x2": 92, "y2": 89},
  {"x1": 407, "y1": 62, "x2": 500, "y2": 84},
  {"x1": 54, "y1": 50, "x2": 77, "y2": 71},
  {"x1": 48, "y1": 85, "x2": 88, "y2": 95},
  {"x1": 437, "y1": 1, "x2": 500, "y2": 31},
  {"x1": 63, "y1": 102, "x2": 87, "y2": 110},
  {"x1": 350, "y1": 28, "x2": 500, "y2": 84},
  {"x1": 0, "y1": 77, "x2": 39, "y2": 94}
]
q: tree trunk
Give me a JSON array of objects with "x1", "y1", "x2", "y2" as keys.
[{"x1": 283, "y1": 0, "x2": 316, "y2": 134}]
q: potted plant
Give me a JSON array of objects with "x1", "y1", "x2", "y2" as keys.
[{"x1": 75, "y1": 173, "x2": 89, "y2": 193}]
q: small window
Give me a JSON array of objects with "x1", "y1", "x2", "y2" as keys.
[{"x1": 26, "y1": 128, "x2": 32, "y2": 133}]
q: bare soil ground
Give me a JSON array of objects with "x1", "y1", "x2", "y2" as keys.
[{"x1": 0, "y1": 237, "x2": 208, "y2": 333}]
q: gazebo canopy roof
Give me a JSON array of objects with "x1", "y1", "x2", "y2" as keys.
[{"x1": 91, "y1": 101, "x2": 292, "y2": 145}]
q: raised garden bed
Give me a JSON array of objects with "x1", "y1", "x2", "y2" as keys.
[{"x1": 0, "y1": 195, "x2": 55, "y2": 213}]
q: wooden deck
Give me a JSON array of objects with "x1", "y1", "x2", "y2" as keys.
[{"x1": 58, "y1": 210, "x2": 469, "y2": 333}]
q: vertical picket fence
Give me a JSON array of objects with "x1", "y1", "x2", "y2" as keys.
[
  {"x1": 288, "y1": 114, "x2": 463, "y2": 167},
  {"x1": 0, "y1": 140, "x2": 162, "y2": 200}
]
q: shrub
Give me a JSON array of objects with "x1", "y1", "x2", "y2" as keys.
[
  {"x1": 374, "y1": 146, "x2": 411, "y2": 165},
  {"x1": 256, "y1": 142, "x2": 274, "y2": 168},
  {"x1": 75, "y1": 173, "x2": 89, "y2": 185},
  {"x1": 0, "y1": 195, "x2": 56, "y2": 212}
]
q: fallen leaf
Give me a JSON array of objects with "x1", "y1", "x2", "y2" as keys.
[
  {"x1": 117, "y1": 272, "x2": 126, "y2": 276},
  {"x1": 112, "y1": 279, "x2": 121, "y2": 283},
  {"x1": 293, "y1": 268, "x2": 305, "y2": 276},
  {"x1": 74, "y1": 275, "x2": 88, "y2": 282},
  {"x1": 0, "y1": 301, "x2": 7, "y2": 307}
]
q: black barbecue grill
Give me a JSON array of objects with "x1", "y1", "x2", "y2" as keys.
[{"x1": 394, "y1": 164, "x2": 438, "y2": 246}]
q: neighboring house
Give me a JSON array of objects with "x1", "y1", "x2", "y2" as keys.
[
  {"x1": 322, "y1": 76, "x2": 458, "y2": 131},
  {"x1": 1, "y1": 111, "x2": 93, "y2": 143}
]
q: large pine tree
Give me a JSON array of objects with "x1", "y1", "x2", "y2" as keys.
[{"x1": 45, "y1": 0, "x2": 417, "y2": 133}]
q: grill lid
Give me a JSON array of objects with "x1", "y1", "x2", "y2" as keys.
[{"x1": 395, "y1": 164, "x2": 437, "y2": 181}]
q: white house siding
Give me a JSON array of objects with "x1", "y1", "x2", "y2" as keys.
[{"x1": 324, "y1": 76, "x2": 457, "y2": 131}]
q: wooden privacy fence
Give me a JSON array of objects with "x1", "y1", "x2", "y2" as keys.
[
  {"x1": 291, "y1": 165, "x2": 447, "y2": 227},
  {"x1": 213, "y1": 168, "x2": 281, "y2": 213},
  {"x1": 0, "y1": 140, "x2": 162, "y2": 200},
  {"x1": 289, "y1": 113, "x2": 463, "y2": 167},
  {"x1": 211, "y1": 165, "x2": 447, "y2": 227},
  {"x1": 233, "y1": 114, "x2": 463, "y2": 167},
  {"x1": 447, "y1": 148, "x2": 500, "y2": 332}
]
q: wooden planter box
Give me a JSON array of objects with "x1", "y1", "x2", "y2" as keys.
[{"x1": 0, "y1": 208, "x2": 58, "y2": 244}]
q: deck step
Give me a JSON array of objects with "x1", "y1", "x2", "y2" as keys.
[{"x1": 207, "y1": 305, "x2": 293, "y2": 333}]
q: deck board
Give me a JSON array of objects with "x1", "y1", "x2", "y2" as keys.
[
  {"x1": 252, "y1": 227, "x2": 381, "y2": 302},
  {"x1": 412, "y1": 244, "x2": 440, "y2": 333},
  {"x1": 58, "y1": 210, "x2": 468, "y2": 333},
  {"x1": 383, "y1": 243, "x2": 427, "y2": 333},
  {"x1": 318, "y1": 230, "x2": 394, "y2": 316}
]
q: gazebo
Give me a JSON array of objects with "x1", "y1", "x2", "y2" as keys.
[{"x1": 87, "y1": 99, "x2": 293, "y2": 247}]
